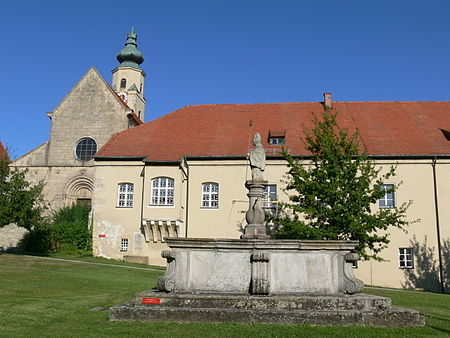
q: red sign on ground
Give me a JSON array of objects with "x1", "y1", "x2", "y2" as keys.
[
  {"x1": 142, "y1": 298, "x2": 161, "y2": 304},
  {"x1": 98, "y1": 234, "x2": 106, "y2": 238}
]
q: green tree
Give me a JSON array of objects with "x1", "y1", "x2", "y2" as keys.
[
  {"x1": 0, "y1": 158, "x2": 47, "y2": 230},
  {"x1": 273, "y1": 108, "x2": 413, "y2": 260}
]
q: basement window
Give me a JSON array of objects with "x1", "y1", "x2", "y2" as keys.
[{"x1": 120, "y1": 238, "x2": 129, "y2": 252}]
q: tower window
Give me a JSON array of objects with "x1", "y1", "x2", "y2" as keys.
[
  {"x1": 75, "y1": 137, "x2": 97, "y2": 162},
  {"x1": 120, "y1": 78, "x2": 127, "y2": 89}
]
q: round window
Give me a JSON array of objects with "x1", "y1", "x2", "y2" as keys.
[{"x1": 75, "y1": 137, "x2": 97, "y2": 162}]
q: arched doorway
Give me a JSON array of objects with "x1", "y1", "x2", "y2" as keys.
[{"x1": 64, "y1": 176, "x2": 94, "y2": 207}]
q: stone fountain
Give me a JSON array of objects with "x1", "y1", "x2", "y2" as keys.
[{"x1": 109, "y1": 133, "x2": 424, "y2": 326}]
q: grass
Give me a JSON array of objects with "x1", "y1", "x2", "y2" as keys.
[
  {"x1": 0, "y1": 253, "x2": 449, "y2": 337},
  {"x1": 16, "y1": 251, "x2": 166, "y2": 270}
]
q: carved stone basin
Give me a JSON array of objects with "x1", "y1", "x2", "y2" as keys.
[{"x1": 157, "y1": 238, "x2": 363, "y2": 295}]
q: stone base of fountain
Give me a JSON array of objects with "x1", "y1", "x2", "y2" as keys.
[
  {"x1": 109, "y1": 238, "x2": 424, "y2": 326},
  {"x1": 110, "y1": 291, "x2": 424, "y2": 326}
]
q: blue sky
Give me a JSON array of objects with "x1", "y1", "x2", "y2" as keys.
[{"x1": 1, "y1": 0, "x2": 449, "y2": 158}]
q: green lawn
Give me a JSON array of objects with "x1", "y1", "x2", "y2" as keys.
[{"x1": 0, "y1": 254, "x2": 448, "y2": 337}]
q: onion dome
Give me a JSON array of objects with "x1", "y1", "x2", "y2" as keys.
[{"x1": 116, "y1": 28, "x2": 144, "y2": 69}]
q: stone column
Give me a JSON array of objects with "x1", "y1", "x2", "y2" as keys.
[
  {"x1": 242, "y1": 180, "x2": 270, "y2": 239},
  {"x1": 251, "y1": 251, "x2": 270, "y2": 295}
]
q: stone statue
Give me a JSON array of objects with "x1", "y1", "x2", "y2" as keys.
[
  {"x1": 242, "y1": 132, "x2": 269, "y2": 239},
  {"x1": 249, "y1": 133, "x2": 265, "y2": 181}
]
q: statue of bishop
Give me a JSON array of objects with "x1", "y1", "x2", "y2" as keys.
[{"x1": 249, "y1": 133, "x2": 266, "y2": 181}]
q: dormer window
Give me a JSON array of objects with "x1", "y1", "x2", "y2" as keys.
[
  {"x1": 268, "y1": 130, "x2": 286, "y2": 145},
  {"x1": 120, "y1": 78, "x2": 127, "y2": 89}
]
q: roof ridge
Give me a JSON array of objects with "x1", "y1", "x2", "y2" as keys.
[
  {"x1": 182, "y1": 102, "x2": 320, "y2": 108},
  {"x1": 137, "y1": 99, "x2": 450, "y2": 130},
  {"x1": 333, "y1": 100, "x2": 450, "y2": 103},
  {"x1": 160, "y1": 101, "x2": 450, "y2": 109}
]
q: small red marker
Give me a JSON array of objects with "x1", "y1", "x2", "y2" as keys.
[
  {"x1": 142, "y1": 297, "x2": 161, "y2": 304},
  {"x1": 98, "y1": 234, "x2": 106, "y2": 238}
]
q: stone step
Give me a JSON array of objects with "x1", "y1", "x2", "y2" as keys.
[
  {"x1": 109, "y1": 303, "x2": 425, "y2": 327},
  {"x1": 134, "y1": 291, "x2": 392, "y2": 312}
]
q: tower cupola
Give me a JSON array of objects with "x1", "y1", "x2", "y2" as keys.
[
  {"x1": 116, "y1": 28, "x2": 144, "y2": 69},
  {"x1": 112, "y1": 28, "x2": 147, "y2": 121}
]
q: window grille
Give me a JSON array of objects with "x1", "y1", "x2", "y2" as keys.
[
  {"x1": 120, "y1": 238, "x2": 129, "y2": 252},
  {"x1": 263, "y1": 184, "x2": 277, "y2": 209},
  {"x1": 117, "y1": 183, "x2": 134, "y2": 208},
  {"x1": 151, "y1": 177, "x2": 174, "y2": 206},
  {"x1": 399, "y1": 248, "x2": 413, "y2": 268},
  {"x1": 75, "y1": 137, "x2": 97, "y2": 162},
  {"x1": 201, "y1": 183, "x2": 219, "y2": 208},
  {"x1": 269, "y1": 137, "x2": 285, "y2": 145},
  {"x1": 379, "y1": 184, "x2": 395, "y2": 208}
]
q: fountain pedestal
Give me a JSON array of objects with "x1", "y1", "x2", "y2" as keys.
[
  {"x1": 242, "y1": 180, "x2": 270, "y2": 239},
  {"x1": 109, "y1": 238, "x2": 425, "y2": 326}
]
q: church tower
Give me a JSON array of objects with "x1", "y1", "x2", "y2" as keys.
[{"x1": 112, "y1": 28, "x2": 146, "y2": 121}]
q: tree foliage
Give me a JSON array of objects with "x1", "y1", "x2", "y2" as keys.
[
  {"x1": 273, "y1": 108, "x2": 413, "y2": 260},
  {"x1": 0, "y1": 158, "x2": 47, "y2": 230},
  {"x1": 20, "y1": 204, "x2": 92, "y2": 253}
]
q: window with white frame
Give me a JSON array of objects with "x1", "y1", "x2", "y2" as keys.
[
  {"x1": 399, "y1": 248, "x2": 413, "y2": 268},
  {"x1": 269, "y1": 137, "x2": 285, "y2": 145},
  {"x1": 151, "y1": 177, "x2": 174, "y2": 206},
  {"x1": 117, "y1": 183, "x2": 134, "y2": 208},
  {"x1": 263, "y1": 184, "x2": 277, "y2": 209},
  {"x1": 379, "y1": 184, "x2": 395, "y2": 208},
  {"x1": 201, "y1": 183, "x2": 219, "y2": 208},
  {"x1": 120, "y1": 238, "x2": 129, "y2": 252}
]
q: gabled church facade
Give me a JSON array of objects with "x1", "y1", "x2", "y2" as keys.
[
  {"x1": 12, "y1": 29, "x2": 146, "y2": 210},
  {"x1": 92, "y1": 97, "x2": 450, "y2": 292}
]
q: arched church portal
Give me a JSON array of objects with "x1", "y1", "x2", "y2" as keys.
[{"x1": 64, "y1": 176, "x2": 94, "y2": 207}]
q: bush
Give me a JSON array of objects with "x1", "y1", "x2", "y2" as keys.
[
  {"x1": 51, "y1": 205, "x2": 92, "y2": 252},
  {"x1": 19, "y1": 205, "x2": 92, "y2": 254},
  {"x1": 19, "y1": 223, "x2": 54, "y2": 253}
]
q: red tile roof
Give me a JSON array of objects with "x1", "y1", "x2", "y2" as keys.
[
  {"x1": 0, "y1": 140, "x2": 9, "y2": 161},
  {"x1": 96, "y1": 101, "x2": 450, "y2": 161}
]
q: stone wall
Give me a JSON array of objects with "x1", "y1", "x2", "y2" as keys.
[
  {"x1": 12, "y1": 67, "x2": 133, "y2": 210},
  {"x1": 0, "y1": 224, "x2": 28, "y2": 251},
  {"x1": 47, "y1": 68, "x2": 130, "y2": 167}
]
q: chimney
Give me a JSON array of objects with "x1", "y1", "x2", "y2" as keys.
[{"x1": 324, "y1": 93, "x2": 332, "y2": 109}]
